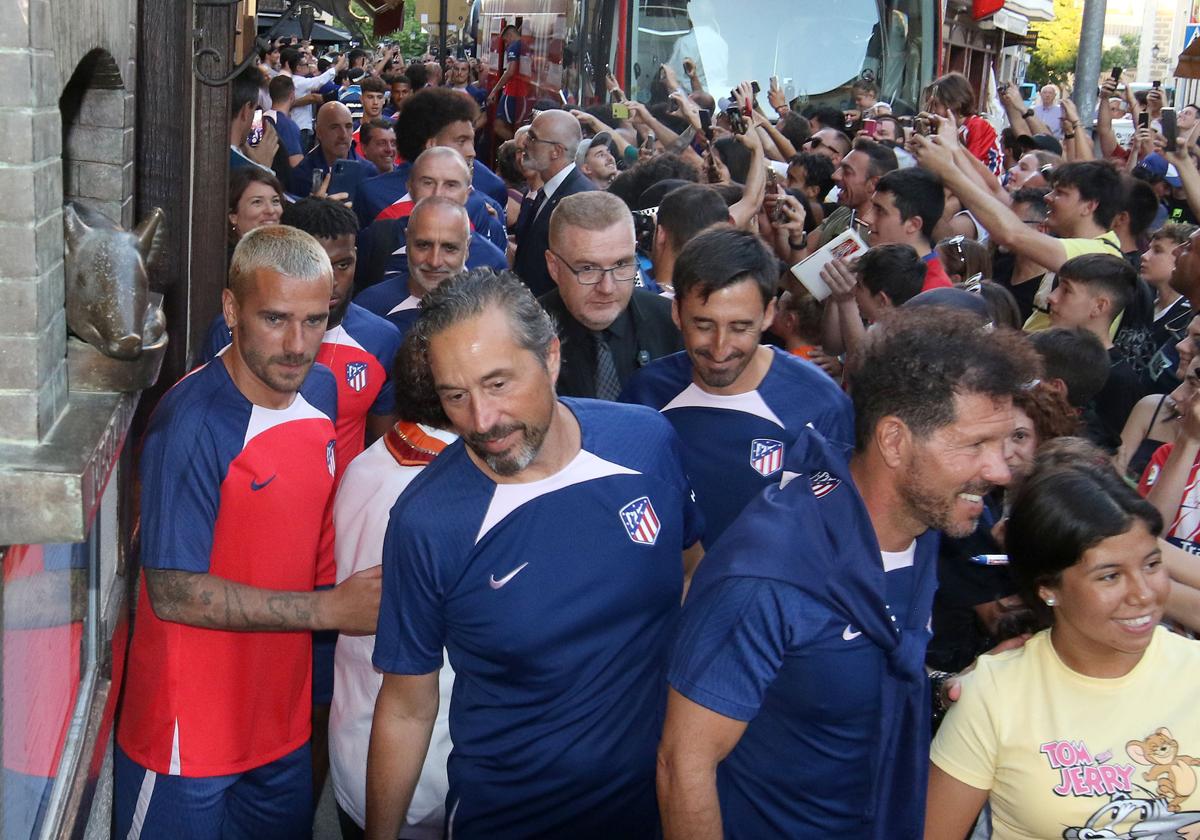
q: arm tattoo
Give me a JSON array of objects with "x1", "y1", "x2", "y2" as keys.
[{"x1": 144, "y1": 569, "x2": 321, "y2": 632}]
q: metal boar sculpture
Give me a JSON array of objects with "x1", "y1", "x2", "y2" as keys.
[{"x1": 63, "y1": 202, "x2": 165, "y2": 360}]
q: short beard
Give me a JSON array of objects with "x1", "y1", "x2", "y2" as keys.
[
  {"x1": 464, "y1": 420, "x2": 549, "y2": 476},
  {"x1": 899, "y1": 453, "x2": 991, "y2": 539}
]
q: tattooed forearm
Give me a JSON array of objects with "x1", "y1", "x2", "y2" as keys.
[{"x1": 144, "y1": 569, "x2": 323, "y2": 632}]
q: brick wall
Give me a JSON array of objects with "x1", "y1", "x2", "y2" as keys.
[{"x1": 0, "y1": 0, "x2": 137, "y2": 445}]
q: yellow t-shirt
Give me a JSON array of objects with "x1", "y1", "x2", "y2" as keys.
[
  {"x1": 1022, "y1": 230, "x2": 1123, "y2": 333},
  {"x1": 931, "y1": 627, "x2": 1200, "y2": 840}
]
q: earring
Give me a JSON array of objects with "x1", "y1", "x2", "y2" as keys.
[{"x1": 1044, "y1": 596, "x2": 1057, "y2": 607}]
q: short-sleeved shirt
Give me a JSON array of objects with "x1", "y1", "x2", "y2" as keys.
[
  {"x1": 1023, "y1": 231, "x2": 1123, "y2": 332},
  {"x1": 373, "y1": 399, "x2": 702, "y2": 837},
  {"x1": 329, "y1": 424, "x2": 456, "y2": 834},
  {"x1": 199, "y1": 303, "x2": 402, "y2": 489},
  {"x1": 117, "y1": 359, "x2": 338, "y2": 776},
  {"x1": 502, "y1": 40, "x2": 530, "y2": 97},
  {"x1": 270, "y1": 110, "x2": 303, "y2": 157},
  {"x1": 931, "y1": 628, "x2": 1200, "y2": 840},
  {"x1": 960, "y1": 115, "x2": 1004, "y2": 177},
  {"x1": 620, "y1": 347, "x2": 854, "y2": 545},
  {"x1": 669, "y1": 504, "x2": 939, "y2": 837}
]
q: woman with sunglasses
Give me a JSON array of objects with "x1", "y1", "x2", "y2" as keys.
[{"x1": 926, "y1": 458, "x2": 1200, "y2": 840}]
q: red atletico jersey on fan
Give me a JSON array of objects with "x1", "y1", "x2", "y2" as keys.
[{"x1": 117, "y1": 359, "x2": 338, "y2": 777}]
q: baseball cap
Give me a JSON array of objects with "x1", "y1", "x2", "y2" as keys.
[
  {"x1": 1134, "y1": 152, "x2": 1182, "y2": 187},
  {"x1": 1016, "y1": 133, "x2": 1063, "y2": 156},
  {"x1": 575, "y1": 131, "x2": 614, "y2": 167},
  {"x1": 903, "y1": 288, "x2": 992, "y2": 324}
]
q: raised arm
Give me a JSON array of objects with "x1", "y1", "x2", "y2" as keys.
[{"x1": 912, "y1": 133, "x2": 1069, "y2": 272}]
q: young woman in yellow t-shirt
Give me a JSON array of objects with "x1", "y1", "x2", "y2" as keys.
[{"x1": 925, "y1": 460, "x2": 1200, "y2": 840}]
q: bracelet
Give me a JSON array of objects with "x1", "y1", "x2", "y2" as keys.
[
  {"x1": 1063, "y1": 132, "x2": 1076, "y2": 140},
  {"x1": 788, "y1": 239, "x2": 805, "y2": 249},
  {"x1": 929, "y1": 670, "x2": 955, "y2": 723}
]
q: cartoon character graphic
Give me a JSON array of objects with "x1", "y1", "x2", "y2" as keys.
[
  {"x1": 1127, "y1": 728, "x2": 1200, "y2": 812},
  {"x1": 1062, "y1": 793, "x2": 1200, "y2": 839}
]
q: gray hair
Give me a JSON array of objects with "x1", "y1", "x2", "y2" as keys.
[
  {"x1": 397, "y1": 268, "x2": 558, "y2": 426},
  {"x1": 228, "y1": 224, "x2": 332, "y2": 300}
]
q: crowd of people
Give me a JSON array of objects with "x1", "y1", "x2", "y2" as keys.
[{"x1": 112, "y1": 33, "x2": 1200, "y2": 840}]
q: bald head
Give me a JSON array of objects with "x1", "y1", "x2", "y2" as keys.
[
  {"x1": 409, "y1": 147, "x2": 472, "y2": 205},
  {"x1": 524, "y1": 110, "x2": 582, "y2": 180},
  {"x1": 315, "y1": 101, "x2": 354, "y2": 161},
  {"x1": 407, "y1": 197, "x2": 471, "y2": 296}
]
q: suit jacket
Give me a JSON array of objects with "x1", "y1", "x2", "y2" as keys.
[
  {"x1": 539, "y1": 287, "x2": 683, "y2": 399},
  {"x1": 514, "y1": 165, "x2": 596, "y2": 297}
]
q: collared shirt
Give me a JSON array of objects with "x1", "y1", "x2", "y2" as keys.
[{"x1": 538, "y1": 163, "x2": 577, "y2": 214}]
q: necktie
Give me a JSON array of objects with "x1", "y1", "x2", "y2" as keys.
[
  {"x1": 593, "y1": 331, "x2": 621, "y2": 401},
  {"x1": 516, "y1": 190, "x2": 544, "y2": 241}
]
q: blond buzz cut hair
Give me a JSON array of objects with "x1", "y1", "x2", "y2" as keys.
[{"x1": 228, "y1": 224, "x2": 332, "y2": 301}]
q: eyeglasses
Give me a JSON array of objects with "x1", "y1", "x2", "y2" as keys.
[
  {"x1": 527, "y1": 131, "x2": 564, "y2": 149},
  {"x1": 549, "y1": 248, "x2": 639, "y2": 285}
]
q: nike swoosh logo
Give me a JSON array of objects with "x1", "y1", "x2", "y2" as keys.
[
  {"x1": 250, "y1": 475, "x2": 276, "y2": 491},
  {"x1": 489, "y1": 562, "x2": 529, "y2": 590},
  {"x1": 842, "y1": 625, "x2": 862, "y2": 641}
]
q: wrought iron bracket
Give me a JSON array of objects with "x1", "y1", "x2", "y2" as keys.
[{"x1": 191, "y1": 0, "x2": 303, "y2": 87}]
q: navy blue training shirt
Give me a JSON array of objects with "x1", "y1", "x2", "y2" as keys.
[{"x1": 374, "y1": 398, "x2": 703, "y2": 838}]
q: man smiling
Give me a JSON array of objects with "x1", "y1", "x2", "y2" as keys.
[
  {"x1": 621, "y1": 227, "x2": 853, "y2": 546},
  {"x1": 658, "y1": 307, "x2": 1040, "y2": 839}
]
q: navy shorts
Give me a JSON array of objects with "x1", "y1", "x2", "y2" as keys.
[
  {"x1": 113, "y1": 743, "x2": 312, "y2": 840},
  {"x1": 498, "y1": 95, "x2": 529, "y2": 126}
]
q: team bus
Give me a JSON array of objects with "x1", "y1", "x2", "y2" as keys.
[{"x1": 474, "y1": 0, "x2": 941, "y2": 114}]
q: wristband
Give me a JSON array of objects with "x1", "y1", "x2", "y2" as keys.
[
  {"x1": 1022, "y1": 109, "x2": 1035, "y2": 119},
  {"x1": 788, "y1": 238, "x2": 806, "y2": 249}
]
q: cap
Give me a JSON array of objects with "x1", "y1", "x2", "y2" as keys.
[
  {"x1": 575, "y1": 131, "x2": 614, "y2": 167},
  {"x1": 1016, "y1": 133, "x2": 1063, "y2": 156},
  {"x1": 903, "y1": 287, "x2": 992, "y2": 323},
  {"x1": 1134, "y1": 152, "x2": 1182, "y2": 187}
]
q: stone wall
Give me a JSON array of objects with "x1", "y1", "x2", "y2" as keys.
[{"x1": 0, "y1": 0, "x2": 137, "y2": 444}]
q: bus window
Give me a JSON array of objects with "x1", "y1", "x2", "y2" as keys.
[{"x1": 629, "y1": 0, "x2": 933, "y2": 114}]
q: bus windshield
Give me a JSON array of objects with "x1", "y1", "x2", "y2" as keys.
[{"x1": 628, "y1": 0, "x2": 934, "y2": 115}]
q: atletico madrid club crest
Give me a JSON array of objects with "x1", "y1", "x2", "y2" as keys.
[
  {"x1": 750, "y1": 439, "x2": 784, "y2": 477},
  {"x1": 345, "y1": 361, "x2": 369, "y2": 393},
  {"x1": 326, "y1": 440, "x2": 336, "y2": 477},
  {"x1": 619, "y1": 496, "x2": 661, "y2": 545},
  {"x1": 810, "y1": 470, "x2": 841, "y2": 498}
]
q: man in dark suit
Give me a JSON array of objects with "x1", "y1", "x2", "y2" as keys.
[
  {"x1": 514, "y1": 110, "x2": 596, "y2": 296},
  {"x1": 538, "y1": 192, "x2": 682, "y2": 399}
]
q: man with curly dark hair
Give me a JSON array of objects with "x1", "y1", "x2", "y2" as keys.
[
  {"x1": 354, "y1": 88, "x2": 508, "y2": 231},
  {"x1": 659, "y1": 307, "x2": 1041, "y2": 839}
]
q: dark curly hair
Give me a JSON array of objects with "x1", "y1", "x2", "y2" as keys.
[
  {"x1": 848, "y1": 307, "x2": 1042, "y2": 451},
  {"x1": 394, "y1": 88, "x2": 480, "y2": 163},
  {"x1": 607, "y1": 154, "x2": 700, "y2": 210}
]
